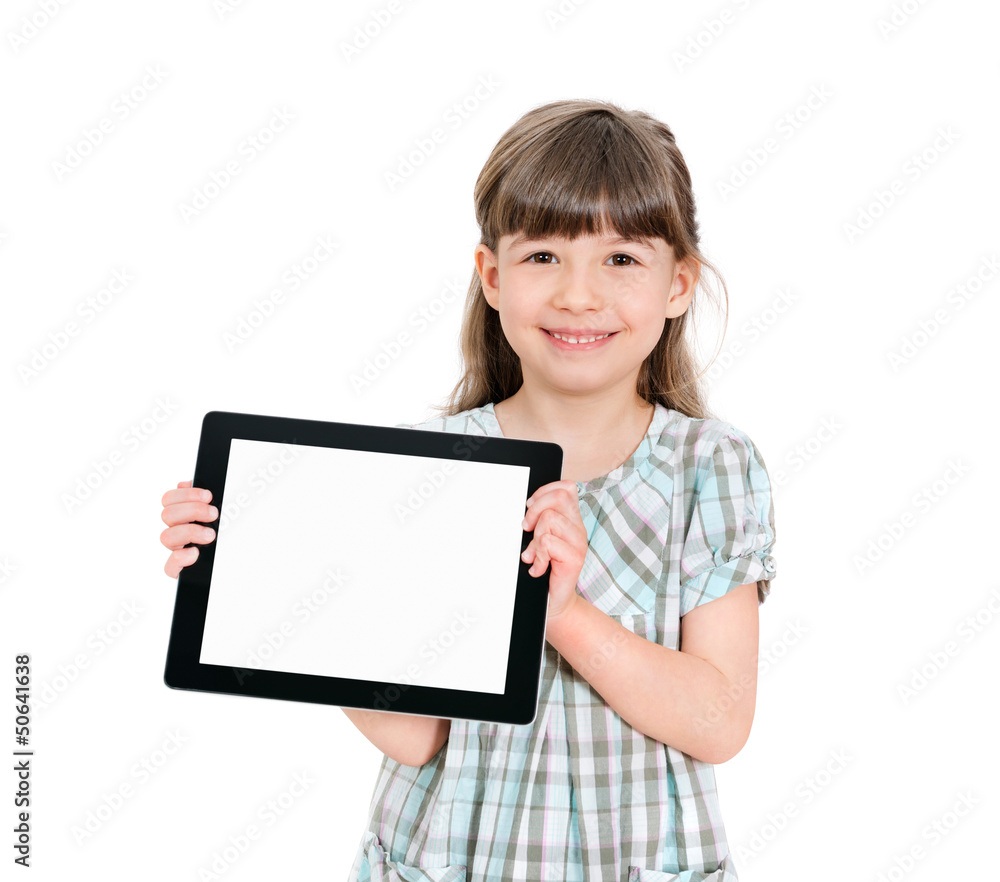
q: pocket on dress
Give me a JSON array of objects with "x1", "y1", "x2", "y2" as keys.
[
  {"x1": 627, "y1": 853, "x2": 734, "y2": 881},
  {"x1": 361, "y1": 831, "x2": 467, "y2": 882}
]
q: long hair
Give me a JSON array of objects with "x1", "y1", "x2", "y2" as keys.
[{"x1": 429, "y1": 98, "x2": 729, "y2": 421}]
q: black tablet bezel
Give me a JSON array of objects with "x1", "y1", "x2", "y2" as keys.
[{"x1": 164, "y1": 410, "x2": 563, "y2": 726}]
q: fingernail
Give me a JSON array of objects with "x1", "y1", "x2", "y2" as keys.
[{"x1": 521, "y1": 517, "x2": 529, "y2": 529}]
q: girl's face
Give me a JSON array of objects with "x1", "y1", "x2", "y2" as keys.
[{"x1": 475, "y1": 230, "x2": 697, "y2": 399}]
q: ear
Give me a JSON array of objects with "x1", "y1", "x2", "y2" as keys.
[
  {"x1": 475, "y1": 243, "x2": 501, "y2": 311},
  {"x1": 666, "y1": 256, "x2": 700, "y2": 319}
]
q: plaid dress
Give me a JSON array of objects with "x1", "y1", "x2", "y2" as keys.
[{"x1": 347, "y1": 401, "x2": 777, "y2": 882}]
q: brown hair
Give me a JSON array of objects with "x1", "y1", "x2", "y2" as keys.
[{"x1": 429, "y1": 98, "x2": 728, "y2": 421}]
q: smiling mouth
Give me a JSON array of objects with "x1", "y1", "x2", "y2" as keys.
[{"x1": 543, "y1": 329, "x2": 618, "y2": 344}]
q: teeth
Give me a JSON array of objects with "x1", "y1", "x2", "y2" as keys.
[{"x1": 550, "y1": 331, "x2": 611, "y2": 344}]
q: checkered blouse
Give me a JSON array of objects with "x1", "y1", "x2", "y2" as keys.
[{"x1": 348, "y1": 401, "x2": 777, "y2": 882}]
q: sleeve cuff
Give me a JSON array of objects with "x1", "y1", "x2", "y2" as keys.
[{"x1": 680, "y1": 548, "x2": 777, "y2": 616}]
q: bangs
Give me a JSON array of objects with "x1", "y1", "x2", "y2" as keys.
[{"x1": 483, "y1": 111, "x2": 684, "y2": 250}]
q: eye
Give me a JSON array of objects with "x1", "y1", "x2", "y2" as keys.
[
  {"x1": 608, "y1": 253, "x2": 638, "y2": 267},
  {"x1": 526, "y1": 251, "x2": 556, "y2": 264}
]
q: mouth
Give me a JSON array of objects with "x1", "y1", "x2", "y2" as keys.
[{"x1": 543, "y1": 329, "x2": 619, "y2": 345}]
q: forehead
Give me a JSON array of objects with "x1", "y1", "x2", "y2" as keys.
[{"x1": 504, "y1": 231, "x2": 664, "y2": 252}]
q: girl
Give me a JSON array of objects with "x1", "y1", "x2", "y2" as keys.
[{"x1": 160, "y1": 98, "x2": 778, "y2": 882}]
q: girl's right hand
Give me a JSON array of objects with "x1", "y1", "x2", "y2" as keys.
[{"x1": 160, "y1": 480, "x2": 219, "y2": 578}]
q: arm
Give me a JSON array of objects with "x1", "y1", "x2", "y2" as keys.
[
  {"x1": 544, "y1": 582, "x2": 760, "y2": 764},
  {"x1": 341, "y1": 707, "x2": 451, "y2": 767}
]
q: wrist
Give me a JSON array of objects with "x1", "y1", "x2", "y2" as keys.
[{"x1": 545, "y1": 592, "x2": 584, "y2": 645}]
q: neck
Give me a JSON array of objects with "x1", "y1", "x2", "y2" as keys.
[{"x1": 494, "y1": 384, "x2": 655, "y2": 477}]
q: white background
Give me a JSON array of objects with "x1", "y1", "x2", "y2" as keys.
[{"x1": 2, "y1": 1, "x2": 998, "y2": 880}]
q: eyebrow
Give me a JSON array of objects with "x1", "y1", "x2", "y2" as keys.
[{"x1": 508, "y1": 233, "x2": 655, "y2": 250}]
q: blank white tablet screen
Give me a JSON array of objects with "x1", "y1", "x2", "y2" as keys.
[{"x1": 199, "y1": 438, "x2": 532, "y2": 695}]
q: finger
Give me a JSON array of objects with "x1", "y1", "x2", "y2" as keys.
[
  {"x1": 527, "y1": 531, "x2": 556, "y2": 576},
  {"x1": 529, "y1": 533, "x2": 577, "y2": 577},
  {"x1": 161, "y1": 500, "x2": 219, "y2": 528},
  {"x1": 526, "y1": 542, "x2": 547, "y2": 577},
  {"x1": 525, "y1": 480, "x2": 578, "y2": 510},
  {"x1": 164, "y1": 546, "x2": 199, "y2": 578},
  {"x1": 162, "y1": 485, "x2": 212, "y2": 508},
  {"x1": 160, "y1": 522, "x2": 216, "y2": 552},
  {"x1": 522, "y1": 487, "x2": 580, "y2": 530},
  {"x1": 523, "y1": 506, "x2": 577, "y2": 540}
]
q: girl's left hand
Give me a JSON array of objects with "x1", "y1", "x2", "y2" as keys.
[{"x1": 520, "y1": 480, "x2": 588, "y2": 621}]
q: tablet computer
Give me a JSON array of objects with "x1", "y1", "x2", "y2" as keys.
[{"x1": 164, "y1": 410, "x2": 563, "y2": 726}]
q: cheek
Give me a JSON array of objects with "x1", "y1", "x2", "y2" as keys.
[
  {"x1": 496, "y1": 304, "x2": 534, "y2": 354},
  {"x1": 496, "y1": 289, "x2": 536, "y2": 330},
  {"x1": 619, "y1": 295, "x2": 668, "y2": 336},
  {"x1": 610, "y1": 265, "x2": 658, "y2": 298}
]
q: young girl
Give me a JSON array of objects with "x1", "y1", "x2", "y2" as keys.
[{"x1": 160, "y1": 98, "x2": 777, "y2": 882}]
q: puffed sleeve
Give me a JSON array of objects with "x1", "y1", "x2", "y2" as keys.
[{"x1": 679, "y1": 427, "x2": 777, "y2": 614}]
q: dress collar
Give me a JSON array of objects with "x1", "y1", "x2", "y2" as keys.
[{"x1": 480, "y1": 401, "x2": 672, "y2": 497}]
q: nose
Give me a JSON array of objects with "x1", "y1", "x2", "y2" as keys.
[{"x1": 550, "y1": 262, "x2": 608, "y2": 314}]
